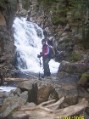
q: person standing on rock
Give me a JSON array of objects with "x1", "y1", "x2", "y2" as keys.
[{"x1": 37, "y1": 39, "x2": 51, "y2": 78}]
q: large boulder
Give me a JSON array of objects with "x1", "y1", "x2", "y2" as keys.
[
  {"x1": 37, "y1": 85, "x2": 58, "y2": 104},
  {"x1": 58, "y1": 61, "x2": 89, "y2": 75},
  {"x1": 18, "y1": 78, "x2": 59, "y2": 104},
  {"x1": 56, "y1": 60, "x2": 89, "y2": 105}
]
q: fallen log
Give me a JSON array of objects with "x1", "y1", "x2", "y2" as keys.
[
  {"x1": 5, "y1": 78, "x2": 30, "y2": 82},
  {"x1": 11, "y1": 97, "x2": 88, "y2": 119},
  {"x1": 56, "y1": 98, "x2": 88, "y2": 118}
]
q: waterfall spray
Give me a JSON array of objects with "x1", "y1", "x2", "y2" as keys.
[{"x1": 13, "y1": 17, "x2": 60, "y2": 75}]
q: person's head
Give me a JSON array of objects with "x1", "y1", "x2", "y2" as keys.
[{"x1": 42, "y1": 39, "x2": 46, "y2": 45}]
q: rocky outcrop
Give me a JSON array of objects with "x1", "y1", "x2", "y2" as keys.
[
  {"x1": 0, "y1": 0, "x2": 17, "y2": 84},
  {"x1": 56, "y1": 60, "x2": 89, "y2": 106},
  {"x1": 0, "y1": 27, "x2": 15, "y2": 84}
]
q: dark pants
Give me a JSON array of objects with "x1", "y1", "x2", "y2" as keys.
[{"x1": 43, "y1": 57, "x2": 50, "y2": 76}]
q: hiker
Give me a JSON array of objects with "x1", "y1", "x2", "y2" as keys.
[{"x1": 37, "y1": 39, "x2": 51, "y2": 78}]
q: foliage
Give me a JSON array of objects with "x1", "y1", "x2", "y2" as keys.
[{"x1": 78, "y1": 73, "x2": 89, "y2": 85}]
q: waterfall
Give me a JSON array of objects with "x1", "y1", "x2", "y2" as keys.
[{"x1": 13, "y1": 17, "x2": 60, "y2": 74}]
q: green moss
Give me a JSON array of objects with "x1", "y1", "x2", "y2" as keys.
[
  {"x1": 69, "y1": 52, "x2": 82, "y2": 62},
  {"x1": 78, "y1": 73, "x2": 89, "y2": 86}
]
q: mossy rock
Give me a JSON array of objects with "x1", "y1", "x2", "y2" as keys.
[
  {"x1": 69, "y1": 52, "x2": 82, "y2": 62},
  {"x1": 78, "y1": 73, "x2": 89, "y2": 86}
]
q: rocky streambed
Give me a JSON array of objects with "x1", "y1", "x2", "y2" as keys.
[{"x1": 0, "y1": 74, "x2": 89, "y2": 119}]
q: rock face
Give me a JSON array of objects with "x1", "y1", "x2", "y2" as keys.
[
  {"x1": 0, "y1": 27, "x2": 14, "y2": 79},
  {"x1": 0, "y1": 0, "x2": 17, "y2": 84}
]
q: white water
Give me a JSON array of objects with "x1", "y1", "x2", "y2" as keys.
[
  {"x1": 0, "y1": 86, "x2": 16, "y2": 92},
  {"x1": 13, "y1": 17, "x2": 60, "y2": 74}
]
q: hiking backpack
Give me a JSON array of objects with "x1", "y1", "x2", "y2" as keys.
[{"x1": 48, "y1": 46, "x2": 55, "y2": 59}]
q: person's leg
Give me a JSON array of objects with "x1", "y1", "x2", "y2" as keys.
[{"x1": 43, "y1": 58, "x2": 50, "y2": 77}]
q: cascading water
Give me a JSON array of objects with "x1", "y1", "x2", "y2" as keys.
[
  {"x1": 0, "y1": 17, "x2": 60, "y2": 92},
  {"x1": 13, "y1": 17, "x2": 60, "y2": 76}
]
